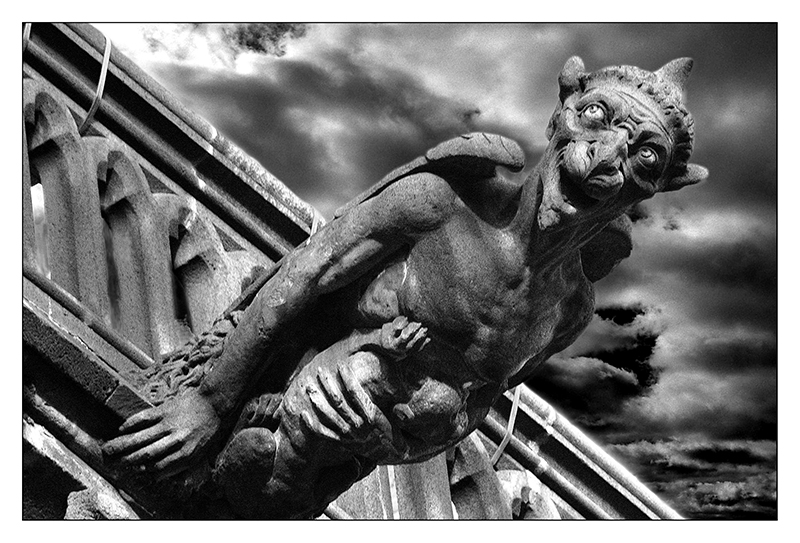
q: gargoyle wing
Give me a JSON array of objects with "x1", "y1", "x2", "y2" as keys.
[{"x1": 333, "y1": 132, "x2": 525, "y2": 219}]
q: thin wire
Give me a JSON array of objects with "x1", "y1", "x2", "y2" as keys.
[
  {"x1": 23, "y1": 23, "x2": 32, "y2": 53},
  {"x1": 77, "y1": 32, "x2": 112, "y2": 135},
  {"x1": 491, "y1": 384, "x2": 522, "y2": 466}
]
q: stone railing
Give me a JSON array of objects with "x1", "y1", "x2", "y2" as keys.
[{"x1": 22, "y1": 23, "x2": 680, "y2": 519}]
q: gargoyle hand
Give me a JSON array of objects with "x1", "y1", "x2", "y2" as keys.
[
  {"x1": 102, "y1": 387, "x2": 222, "y2": 481},
  {"x1": 293, "y1": 359, "x2": 409, "y2": 462}
]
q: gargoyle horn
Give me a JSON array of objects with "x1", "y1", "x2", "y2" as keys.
[
  {"x1": 656, "y1": 57, "x2": 694, "y2": 93},
  {"x1": 558, "y1": 56, "x2": 585, "y2": 101}
]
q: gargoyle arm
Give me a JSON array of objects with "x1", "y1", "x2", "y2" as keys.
[{"x1": 199, "y1": 171, "x2": 457, "y2": 417}]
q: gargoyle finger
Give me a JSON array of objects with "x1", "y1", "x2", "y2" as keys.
[
  {"x1": 405, "y1": 328, "x2": 429, "y2": 352},
  {"x1": 102, "y1": 424, "x2": 170, "y2": 457},
  {"x1": 399, "y1": 321, "x2": 422, "y2": 340},
  {"x1": 338, "y1": 364, "x2": 397, "y2": 445},
  {"x1": 152, "y1": 453, "x2": 192, "y2": 482},
  {"x1": 306, "y1": 382, "x2": 351, "y2": 437},
  {"x1": 337, "y1": 362, "x2": 380, "y2": 426},
  {"x1": 300, "y1": 410, "x2": 339, "y2": 441},
  {"x1": 117, "y1": 406, "x2": 164, "y2": 433},
  {"x1": 392, "y1": 316, "x2": 409, "y2": 330},
  {"x1": 317, "y1": 369, "x2": 364, "y2": 430},
  {"x1": 118, "y1": 435, "x2": 181, "y2": 467}
]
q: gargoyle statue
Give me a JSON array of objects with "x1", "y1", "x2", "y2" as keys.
[{"x1": 104, "y1": 56, "x2": 708, "y2": 518}]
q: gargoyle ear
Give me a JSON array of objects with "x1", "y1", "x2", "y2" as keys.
[
  {"x1": 663, "y1": 163, "x2": 708, "y2": 192},
  {"x1": 559, "y1": 56, "x2": 585, "y2": 102}
]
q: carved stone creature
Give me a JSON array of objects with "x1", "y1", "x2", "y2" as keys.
[{"x1": 103, "y1": 57, "x2": 708, "y2": 518}]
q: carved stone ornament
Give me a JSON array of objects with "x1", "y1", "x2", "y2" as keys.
[{"x1": 102, "y1": 57, "x2": 708, "y2": 518}]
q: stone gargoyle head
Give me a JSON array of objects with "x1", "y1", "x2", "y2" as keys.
[{"x1": 536, "y1": 56, "x2": 709, "y2": 230}]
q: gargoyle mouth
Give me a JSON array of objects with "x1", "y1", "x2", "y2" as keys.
[
  {"x1": 583, "y1": 161, "x2": 626, "y2": 201},
  {"x1": 560, "y1": 167, "x2": 601, "y2": 211}
]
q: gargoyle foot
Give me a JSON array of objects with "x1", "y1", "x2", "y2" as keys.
[{"x1": 379, "y1": 316, "x2": 430, "y2": 359}]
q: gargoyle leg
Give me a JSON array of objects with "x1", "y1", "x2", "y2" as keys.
[{"x1": 213, "y1": 318, "x2": 430, "y2": 518}]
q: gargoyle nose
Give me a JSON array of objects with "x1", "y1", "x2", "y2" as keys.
[
  {"x1": 587, "y1": 140, "x2": 624, "y2": 171},
  {"x1": 584, "y1": 142, "x2": 625, "y2": 199}
]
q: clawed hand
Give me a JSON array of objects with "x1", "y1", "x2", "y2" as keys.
[{"x1": 102, "y1": 388, "x2": 222, "y2": 480}]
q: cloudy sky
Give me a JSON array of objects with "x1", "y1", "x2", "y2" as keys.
[{"x1": 94, "y1": 23, "x2": 778, "y2": 519}]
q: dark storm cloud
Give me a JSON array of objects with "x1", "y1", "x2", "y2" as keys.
[
  {"x1": 595, "y1": 304, "x2": 646, "y2": 326},
  {"x1": 527, "y1": 306, "x2": 663, "y2": 429},
  {"x1": 687, "y1": 443, "x2": 772, "y2": 466},
  {"x1": 687, "y1": 337, "x2": 777, "y2": 374},
  {"x1": 609, "y1": 439, "x2": 776, "y2": 519},
  {"x1": 613, "y1": 368, "x2": 777, "y2": 443},
  {"x1": 685, "y1": 147, "x2": 776, "y2": 217},
  {"x1": 582, "y1": 331, "x2": 660, "y2": 388},
  {"x1": 526, "y1": 355, "x2": 641, "y2": 429},
  {"x1": 641, "y1": 234, "x2": 777, "y2": 307},
  {"x1": 610, "y1": 439, "x2": 775, "y2": 475},
  {"x1": 667, "y1": 474, "x2": 777, "y2": 520},
  {"x1": 150, "y1": 48, "x2": 485, "y2": 217},
  {"x1": 222, "y1": 23, "x2": 308, "y2": 57},
  {"x1": 566, "y1": 23, "x2": 776, "y2": 76},
  {"x1": 621, "y1": 228, "x2": 777, "y2": 334}
]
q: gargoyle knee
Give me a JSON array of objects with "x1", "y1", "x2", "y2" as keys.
[{"x1": 214, "y1": 427, "x2": 278, "y2": 517}]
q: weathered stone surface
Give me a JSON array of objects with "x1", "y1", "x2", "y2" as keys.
[
  {"x1": 334, "y1": 466, "x2": 395, "y2": 518},
  {"x1": 497, "y1": 469, "x2": 560, "y2": 519},
  {"x1": 87, "y1": 136, "x2": 192, "y2": 357},
  {"x1": 24, "y1": 416, "x2": 139, "y2": 519},
  {"x1": 23, "y1": 277, "x2": 147, "y2": 381},
  {"x1": 391, "y1": 455, "x2": 454, "y2": 519},
  {"x1": 103, "y1": 56, "x2": 706, "y2": 519},
  {"x1": 24, "y1": 78, "x2": 110, "y2": 317},
  {"x1": 105, "y1": 385, "x2": 152, "y2": 420},
  {"x1": 23, "y1": 301, "x2": 119, "y2": 404},
  {"x1": 449, "y1": 434, "x2": 512, "y2": 519},
  {"x1": 65, "y1": 488, "x2": 139, "y2": 519},
  {"x1": 330, "y1": 457, "x2": 455, "y2": 519}
]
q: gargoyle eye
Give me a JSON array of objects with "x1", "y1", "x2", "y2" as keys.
[
  {"x1": 637, "y1": 146, "x2": 658, "y2": 168},
  {"x1": 582, "y1": 103, "x2": 606, "y2": 122}
]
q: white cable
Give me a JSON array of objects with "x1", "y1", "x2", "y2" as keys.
[
  {"x1": 491, "y1": 384, "x2": 522, "y2": 466},
  {"x1": 23, "y1": 23, "x2": 32, "y2": 53},
  {"x1": 78, "y1": 32, "x2": 112, "y2": 135}
]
